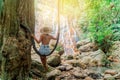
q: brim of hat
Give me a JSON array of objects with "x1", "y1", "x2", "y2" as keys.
[
  {"x1": 40, "y1": 29, "x2": 52, "y2": 34},
  {"x1": 41, "y1": 31, "x2": 52, "y2": 34}
]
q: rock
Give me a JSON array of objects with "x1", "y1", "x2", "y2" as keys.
[
  {"x1": 66, "y1": 64, "x2": 73, "y2": 71},
  {"x1": 46, "y1": 69, "x2": 61, "y2": 80},
  {"x1": 78, "y1": 42, "x2": 98, "y2": 52},
  {"x1": 57, "y1": 65, "x2": 66, "y2": 71},
  {"x1": 109, "y1": 41, "x2": 120, "y2": 62},
  {"x1": 65, "y1": 60, "x2": 86, "y2": 69},
  {"x1": 58, "y1": 50, "x2": 64, "y2": 56},
  {"x1": 79, "y1": 49, "x2": 105, "y2": 67},
  {"x1": 80, "y1": 55, "x2": 93, "y2": 66},
  {"x1": 84, "y1": 76, "x2": 94, "y2": 80},
  {"x1": 73, "y1": 53, "x2": 81, "y2": 60},
  {"x1": 47, "y1": 53, "x2": 61, "y2": 67},
  {"x1": 57, "y1": 64, "x2": 73, "y2": 71},
  {"x1": 105, "y1": 69, "x2": 118, "y2": 75},
  {"x1": 72, "y1": 72, "x2": 86, "y2": 79},
  {"x1": 56, "y1": 72, "x2": 74, "y2": 80},
  {"x1": 104, "y1": 74, "x2": 115, "y2": 80},
  {"x1": 66, "y1": 55, "x2": 74, "y2": 60},
  {"x1": 31, "y1": 60, "x2": 53, "y2": 72},
  {"x1": 30, "y1": 60, "x2": 54, "y2": 79},
  {"x1": 114, "y1": 72, "x2": 120, "y2": 79},
  {"x1": 76, "y1": 39, "x2": 90, "y2": 48},
  {"x1": 109, "y1": 41, "x2": 120, "y2": 56},
  {"x1": 89, "y1": 49, "x2": 105, "y2": 66},
  {"x1": 88, "y1": 72, "x2": 103, "y2": 79}
]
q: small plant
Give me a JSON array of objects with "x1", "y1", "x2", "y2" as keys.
[{"x1": 55, "y1": 45, "x2": 63, "y2": 52}]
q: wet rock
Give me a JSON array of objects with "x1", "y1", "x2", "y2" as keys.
[
  {"x1": 46, "y1": 69, "x2": 61, "y2": 80},
  {"x1": 47, "y1": 53, "x2": 61, "y2": 67},
  {"x1": 105, "y1": 69, "x2": 118, "y2": 75}
]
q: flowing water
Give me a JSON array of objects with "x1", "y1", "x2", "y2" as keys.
[{"x1": 35, "y1": 0, "x2": 79, "y2": 55}]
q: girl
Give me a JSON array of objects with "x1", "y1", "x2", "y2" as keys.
[{"x1": 31, "y1": 26, "x2": 57, "y2": 71}]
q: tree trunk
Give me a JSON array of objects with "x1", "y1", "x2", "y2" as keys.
[{"x1": 0, "y1": 0, "x2": 35, "y2": 80}]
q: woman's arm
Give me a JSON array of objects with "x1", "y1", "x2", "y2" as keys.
[
  {"x1": 31, "y1": 34, "x2": 42, "y2": 43},
  {"x1": 50, "y1": 35, "x2": 57, "y2": 40},
  {"x1": 50, "y1": 32, "x2": 59, "y2": 40}
]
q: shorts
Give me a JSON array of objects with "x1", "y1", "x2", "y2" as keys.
[{"x1": 39, "y1": 44, "x2": 50, "y2": 56}]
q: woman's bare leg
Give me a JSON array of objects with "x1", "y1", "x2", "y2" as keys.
[{"x1": 40, "y1": 56, "x2": 48, "y2": 71}]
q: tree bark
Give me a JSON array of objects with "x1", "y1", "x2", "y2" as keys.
[{"x1": 0, "y1": 0, "x2": 35, "y2": 80}]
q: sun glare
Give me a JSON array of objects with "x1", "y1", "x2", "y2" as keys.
[{"x1": 35, "y1": 0, "x2": 86, "y2": 54}]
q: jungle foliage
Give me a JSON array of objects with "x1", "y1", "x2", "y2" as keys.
[
  {"x1": 80, "y1": 0, "x2": 120, "y2": 53},
  {"x1": 78, "y1": 0, "x2": 120, "y2": 66}
]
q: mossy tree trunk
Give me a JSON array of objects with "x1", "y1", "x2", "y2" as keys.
[{"x1": 0, "y1": 0, "x2": 35, "y2": 80}]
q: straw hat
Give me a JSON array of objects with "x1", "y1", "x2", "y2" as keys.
[{"x1": 40, "y1": 26, "x2": 52, "y2": 34}]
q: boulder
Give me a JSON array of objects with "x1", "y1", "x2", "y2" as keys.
[
  {"x1": 65, "y1": 60, "x2": 87, "y2": 69},
  {"x1": 109, "y1": 41, "x2": 120, "y2": 62},
  {"x1": 114, "y1": 72, "x2": 120, "y2": 79},
  {"x1": 104, "y1": 74, "x2": 115, "y2": 80},
  {"x1": 58, "y1": 50, "x2": 64, "y2": 56},
  {"x1": 105, "y1": 69, "x2": 118, "y2": 75},
  {"x1": 66, "y1": 55, "x2": 74, "y2": 60},
  {"x1": 79, "y1": 42, "x2": 98, "y2": 52},
  {"x1": 84, "y1": 77, "x2": 94, "y2": 80},
  {"x1": 109, "y1": 41, "x2": 120, "y2": 56},
  {"x1": 57, "y1": 65, "x2": 66, "y2": 71},
  {"x1": 57, "y1": 64, "x2": 73, "y2": 71},
  {"x1": 30, "y1": 60, "x2": 54, "y2": 79},
  {"x1": 88, "y1": 72, "x2": 103, "y2": 79},
  {"x1": 46, "y1": 69, "x2": 61, "y2": 80},
  {"x1": 89, "y1": 49, "x2": 105, "y2": 66},
  {"x1": 66, "y1": 64, "x2": 73, "y2": 71},
  {"x1": 76, "y1": 39, "x2": 90, "y2": 48},
  {"x1": 47, "y1": 53, "x2": 61, "y2": 67},
  {"x1": 72, "y1": 71, "x2": 87, "y2": 79},
  {"x1": 80, "y1": 49, "x2": 105, "y2": 67}
]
